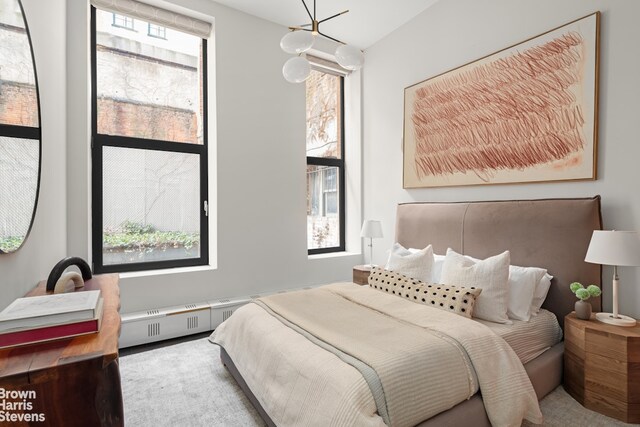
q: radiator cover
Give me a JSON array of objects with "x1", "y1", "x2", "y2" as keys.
[
  {"x1": 119, "y1": 298, "x2": 249, "y2": 348},
  {"x1": 119, "y1": 286, "x2": 318, "y2": 349}
]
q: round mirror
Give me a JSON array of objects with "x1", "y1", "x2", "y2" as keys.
[{"x1": 0, "y1": 0, "x2": 41, "y2": 254}]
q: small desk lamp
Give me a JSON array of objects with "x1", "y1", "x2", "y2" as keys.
[
  {"x1": 361, "y1": 220, "x2": 383, "y2": 267},
  {"x1": 585, "y1": 230, "x2": 640, "y2": 326}
]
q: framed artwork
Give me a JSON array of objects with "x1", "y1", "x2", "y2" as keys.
[{"x1": 403, "y1": 12, "x2": 600, "y2": 188}]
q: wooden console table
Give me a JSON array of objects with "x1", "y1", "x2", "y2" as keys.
[{"x1": 0, "y1": 274, "x2": 123, "y2": 427}]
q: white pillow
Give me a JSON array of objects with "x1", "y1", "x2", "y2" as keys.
[
  {"x1": 406, "y1": 248, "x2": 445, "y2": 283},
  {"x1": 385, "y1": 243, "x2": 434, "y2": 283},
  {"x1": 464, "y1": 254, "x2": 547, "y2": 322},
  {"x1": 432, "y1": 254, "x2": 446, "y2": 283},
  {"x1": 441, "y1": 248, "x2": 511, "y2": 324},
  {"x1": 507, "y1": 266, "x2": 547, "y2": 321},
  {"x1": 531, "y1": 273, "x2": 553, "y2": 316}
]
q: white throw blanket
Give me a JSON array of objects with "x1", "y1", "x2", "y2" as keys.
[{"x1": 211, "y1": 283, "x2": 543, "y2": 427}]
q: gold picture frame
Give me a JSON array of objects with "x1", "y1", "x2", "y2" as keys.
[{"x1": 403, "y1": 12, "x2": 600, "y2": 189}]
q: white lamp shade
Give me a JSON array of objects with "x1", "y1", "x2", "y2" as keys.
[
  {"x1": 585, "y1": 230, "x2": 640, "y2": 266},
  {"x1": 335, "y1": 44, "x2": 364, "y2": 71},
  {"x1": 280, "y1": 31, "x2": 314, "y2": 54},
  {"x1": 361, "y1": 220, "x2": 383, "y2": 239},
  {"x1": 282, "y1": 56, "x2": 311, "y2": 83}
]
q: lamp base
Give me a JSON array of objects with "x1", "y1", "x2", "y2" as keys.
[{"x1": 596, "y1": 312, "x2": 637, "y2": 327}]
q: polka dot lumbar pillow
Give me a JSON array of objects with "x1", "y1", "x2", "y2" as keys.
[
  {"x1": 368, "y1": 267, "x2": 421, "y2": 297},
  {"x1": 412, "y1": 282, "x2": 482, "y2": 318},
  {"x1": 368, "y1": 267, "x2": 482, "y2": 318}
]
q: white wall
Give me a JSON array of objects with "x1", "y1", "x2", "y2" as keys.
[
  {"x1": 63, "y1": 0, "x2": 362, "y2": 313},
  {"x1": 1, "y1": 0, "x2": 362, "y2": 312},
  {"x1": 0, "y1": 0, "x2": 67, "y2": 310},
  {"x1": 363, "y1": 0, "x2": 640, "y2": 317}
]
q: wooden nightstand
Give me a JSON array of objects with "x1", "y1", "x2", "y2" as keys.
[
  {"x1": 564, "y1": 312, "x2": 640, "y2": 423},
  {"x1": 353, "y1": 265, "x2": 372, "y2": 285}
]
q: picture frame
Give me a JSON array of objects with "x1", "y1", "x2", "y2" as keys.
[{"x1": 403, "y1": 12, "x2": 600, "y2": 189}]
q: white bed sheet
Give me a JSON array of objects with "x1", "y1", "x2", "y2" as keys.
[{"x1": 476, "y1": 308, "x2": 563, "y2": 364}]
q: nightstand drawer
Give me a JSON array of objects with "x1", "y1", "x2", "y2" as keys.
[
  {"x1": 586, "y1": 328, "x2": 633, "y2": 362},
  {"x1": 585, "y1": 359, "x2": 632, "y2": 402}
]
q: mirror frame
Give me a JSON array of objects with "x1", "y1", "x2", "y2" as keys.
[{"x1": 0, "y1": 0, "x2": 42, "y2": 254}]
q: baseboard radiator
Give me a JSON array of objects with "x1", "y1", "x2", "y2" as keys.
[{"x1": 119, "y1": 287, "x2": 313, "y2": 349}]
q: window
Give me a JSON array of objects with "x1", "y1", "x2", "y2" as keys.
[
  {"x1": 306, "y1": 69, "x2": 344, "y2": 254},
  {"x1": 112, "y1": 13, "x2": 134, "y2": 30},
  {"x1": 92, "y1": 7, "x2": 208, "y2": 273},
  {"x1": 148, "y1": 23, "x2": 166, "y2": 39},
  {"x1": 322, "y1": 168, "x2": 337, "y2": 215}
]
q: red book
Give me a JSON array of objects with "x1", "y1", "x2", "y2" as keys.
[{"x1": 0, "y1": 298, "x2": 104, "y2": 349}]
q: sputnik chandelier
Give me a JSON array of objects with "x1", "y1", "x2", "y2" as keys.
[{"x1": 281, "y1": 0, "x2": 364, "y2": 83}]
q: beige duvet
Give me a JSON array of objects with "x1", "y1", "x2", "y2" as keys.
[{"x1": 210, "y1": 283, "x2": 543, "y2": 427}]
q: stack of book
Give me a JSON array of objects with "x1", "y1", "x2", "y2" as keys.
[{"x1": 0, "y1": 290, "x2": 104, "y2": 349}]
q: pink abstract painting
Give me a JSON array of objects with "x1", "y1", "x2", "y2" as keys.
[{"x1": 403, "y1": 13, "x2": 599, "y2": 188}]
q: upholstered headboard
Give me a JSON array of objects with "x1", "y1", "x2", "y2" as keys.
[{"x1": 395, "y1": 196, "x2": 603, "y2": 328}]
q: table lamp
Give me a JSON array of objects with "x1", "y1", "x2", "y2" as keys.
[
  {"x1": 584, "y1": 230, "x2": 640, "y2": 326},
  {"x1": 361, "y1": 220, "x2": 383, "y2": 267}
]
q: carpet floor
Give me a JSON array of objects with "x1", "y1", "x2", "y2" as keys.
[{"x1": 120, "y1": 334, "x2": 636, "y2": 426}]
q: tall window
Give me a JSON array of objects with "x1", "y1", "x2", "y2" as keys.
[
  {"x1": 306, "y1": 69, "x2": 345, "y2": 254},
  {"x1": 92, "y1": 7, "x2": 208, "y2": 273}
]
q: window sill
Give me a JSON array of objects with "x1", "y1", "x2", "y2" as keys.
[
  {"x1": 119, "y1": 264, "x2": 216, "y2": 279},
  {"x1": 308, "y1": 251, "x2": 360, "y2": 260}
]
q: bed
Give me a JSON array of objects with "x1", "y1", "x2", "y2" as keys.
[{"x1": 211, "y1": 196, "x2": 602, "y2": 426}]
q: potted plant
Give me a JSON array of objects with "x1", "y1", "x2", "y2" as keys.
[{"x1": 570, "y1": 282, "x2": 602, "y2": 320}]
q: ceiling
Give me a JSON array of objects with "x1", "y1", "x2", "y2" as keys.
[{"x1": 211, "y1": 0, "x2": 440, "y2": 49}]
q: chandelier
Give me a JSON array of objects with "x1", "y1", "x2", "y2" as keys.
[{"x1": 281, "y1": 0, "x2": 364, "y2": 83}]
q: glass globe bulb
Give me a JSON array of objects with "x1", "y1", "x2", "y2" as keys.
[
  {"x1": 280, "y1": 31, "x2": 314, "y2": 54},
  {"x1": 335, "y1": 44, "x2": 364, "y2": 71},
  {"x1": 282, "y1": 56, "x2": 311, "y2": 83}
]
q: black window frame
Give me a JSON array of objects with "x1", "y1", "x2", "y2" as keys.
[
  {"x1": 91, "y1": 6, "x2": 209, "y2": 274},
  {"x1": 307, "y1": 71, "x2": 345, "y2": 255}
]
